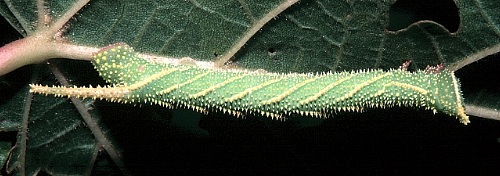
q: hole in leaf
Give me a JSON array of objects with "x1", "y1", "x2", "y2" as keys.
[
  {"x1": 387, "y1": 0, "x2": 459, "y2": 33},
  {"x1": 268, "y1": 48, "x2": 276, "y2": 55},
  {"x1": 0, "y1": 131, "x2": 17, "y2": 146}
]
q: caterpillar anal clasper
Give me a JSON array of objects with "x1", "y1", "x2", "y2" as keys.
[{"x1": 29, "y1": 43, "x2": 469, "y2": 124}]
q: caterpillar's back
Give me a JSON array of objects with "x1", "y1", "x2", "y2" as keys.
[{"x1": 30, "y1": 43, "x2": 469, "y2": 124}]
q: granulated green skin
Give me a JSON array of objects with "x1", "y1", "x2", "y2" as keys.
[{"x1": 30, "y1": 43, "x2": 469, "y2": 124}]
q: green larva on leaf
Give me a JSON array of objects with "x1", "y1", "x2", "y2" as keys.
[{"x1": 30, "y1": 43, "x2": 469, "y2": 124}]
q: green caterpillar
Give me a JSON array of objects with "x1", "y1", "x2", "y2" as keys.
[{"x1": 30, "y1": 43, "x2": 469, "y2": 124}]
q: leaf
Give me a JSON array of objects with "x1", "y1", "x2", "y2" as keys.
[
  {"x1": 56, "y1": 0, "x2": 500, "y2": 73},
  {"x1": 0, "y1": 80, "x2": 27, "y2": 132},
  {"x1": 0, "y1": 68, "x2": 101, "y2": 175},
  {"x1": 0, "y1": 0, "x2": 500, "y2": 175},
  {"x1": 9, "y1": 93, "x2": 95, "y2": 175},
  {"x1": 0, "y1": 141, "x2": 10, "y2": 168}
]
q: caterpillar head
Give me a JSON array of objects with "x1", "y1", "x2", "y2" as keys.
[{"x1": 91, "y1": 43, "x2": 163, "y2": 86}]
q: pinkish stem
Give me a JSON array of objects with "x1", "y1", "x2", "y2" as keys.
[
  {"x1": 0, "y1": 36, "x2": 54, "y2": 75},
  {"x1": 0, "y1": 33, "x2": 98, "y2": 76}
]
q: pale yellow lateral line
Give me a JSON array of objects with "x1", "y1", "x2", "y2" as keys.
[
  {"x1": 128, "y1": 68, "x2": 179, "y2": 90},
  {"x1": 367, "y1": 81, "x2": 428, "y2": 101},
  {"x1": 386, "y1": 81, "x2": 428, "y2": 95},
  {"x1": 190, "y1": 74, "x2": 247, "y2": 98},
  {"x1": 225, "y1": 77, "x2": 283, "y2": 102},
  {"x1": 298, "y1": 75, "x2": 354, "y2": 105},
  {"x1": 334, "y1": 72, "x2": 391, "y2": 102},
  {"x1": 158, "y1": 70, "x2": 211, "y2": 95},
  {"x1": 450, "y1": 71, "x2": 469, "y2": 124},
  {"x1": 261, "y1": 76, "x2": 320, "y2": 105}
]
